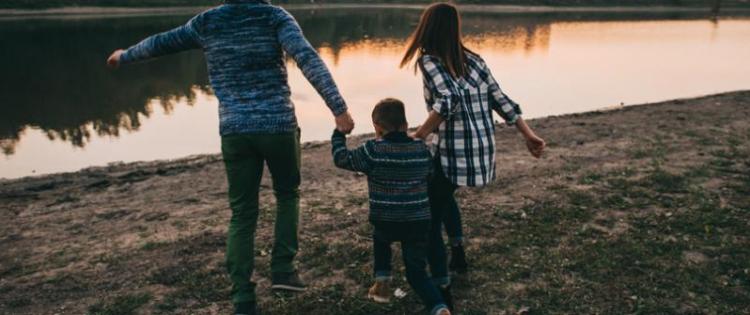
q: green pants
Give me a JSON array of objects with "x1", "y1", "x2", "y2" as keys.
[{"x1": 222, "y1": 130, "x2": 301, "y2": 304}]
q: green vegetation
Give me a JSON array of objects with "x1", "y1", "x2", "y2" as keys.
[
  {"x1": 1, "y1": 92, "x2": 748, "y2": 313},
  {"x1": 88, "y1": 293, "x2": 152, "y2": 315}
]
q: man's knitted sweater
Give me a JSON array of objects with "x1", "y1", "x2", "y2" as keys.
[{"x1": 121, "y1": 0, "x2": 347, "y2": 135}]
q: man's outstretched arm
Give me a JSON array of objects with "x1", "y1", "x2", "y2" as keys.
[
  {"x1": 108, "y1": 17, "x2": 202, "y2": 68},
  {"x1": 276, "y1": 10, "x2": 354, "y2": 133}
]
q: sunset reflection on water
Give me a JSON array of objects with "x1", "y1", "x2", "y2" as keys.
[{"x1": 1, "y1": 12, "x2": 749, "y2": 178}]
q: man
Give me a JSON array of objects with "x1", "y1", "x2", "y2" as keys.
[{"x1": 107, "y1": 1, "x2": 354, "y2": 314}]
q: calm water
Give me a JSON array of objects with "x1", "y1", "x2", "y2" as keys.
[{"x1": 1, "y1": 8, "x2": 750, "y2": 179}]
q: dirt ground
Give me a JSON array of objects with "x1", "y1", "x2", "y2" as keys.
[{"x1": 1, "y1": 91, "x2": 749, "y2": 314}]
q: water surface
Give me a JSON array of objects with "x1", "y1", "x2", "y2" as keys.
[{"x1": 1, "y1": 8, "x2": 749, "y2": 178}]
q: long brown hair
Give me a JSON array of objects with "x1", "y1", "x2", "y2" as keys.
[{"x1": 400, "y1": 2, "x2": 473, "y2": 78}]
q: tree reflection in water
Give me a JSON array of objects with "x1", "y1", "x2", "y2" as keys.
[{"x1": 3, "y1": 8, "x2": 717, "y2": 155}]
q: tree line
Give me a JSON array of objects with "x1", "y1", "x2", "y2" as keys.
[{"x1": 0, "y1": 0, "x2": 742, "y2": 9}]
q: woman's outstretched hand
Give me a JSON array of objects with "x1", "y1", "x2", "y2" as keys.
[
  {"x1": 513, "y1": 117, "x2": 545, "y2": 158},
  {"x1": 525, "y1": 135, "x2": 546, "y2": 158},
  {"x1": 107, "y1": 49, "x2": 125, "y2": 69},
  {"x1": 335, "y1": 111, "x2": 355, "y2": 134}
]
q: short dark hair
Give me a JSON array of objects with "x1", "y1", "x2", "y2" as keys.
[{"x1": 372, "y1": 98, "x2": 408, "y2": 133}]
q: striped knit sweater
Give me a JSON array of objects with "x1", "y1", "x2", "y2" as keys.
[
  {"x1": 120, "y1": 0, "x2": 347, "y2": 136},
  {"x1": 331, "y1": 130, "x2": 433, "y2": 223}
]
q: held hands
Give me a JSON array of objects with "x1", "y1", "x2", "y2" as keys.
[
  {"x1": 107, "y1": 49, "x2": 125, "y2": 69},
  {"x1": 409, "y1": 130, "x2": 427, "y2": 140},
  {"x1": 335, "y1": 111, "x2": 355, "y2": 134},
  {"x1": 525, "y1": 135, "x2": 546, "y2": 158}
]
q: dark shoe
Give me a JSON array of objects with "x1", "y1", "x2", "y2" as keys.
[
  {"x1": 449, "y1": 245, "x2": 468, "y2": 274},
  {"x1": 271, "y1": 271, "x2": 307, "y2": 292},
  {"x1": 439, "y1": 285, "x2": 455, "y2": 312},
  {"x1": 234, "y1": 301, "x2": 260, "y2": 315}
]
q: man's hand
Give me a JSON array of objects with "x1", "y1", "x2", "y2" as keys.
[
  {"x1": 525, "y1": 135, "x2": 546, "y2": 158},
  {"x1": 335, "y1": 111, "x2": 355, "y2": 134},
  {"x1": 107, "y1": 49, "x2": 125, "y2": 69}
]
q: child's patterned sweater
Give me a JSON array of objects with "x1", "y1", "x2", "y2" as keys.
[{"x1": 331, "y1": 130, "x2": 432, "y2": 223}]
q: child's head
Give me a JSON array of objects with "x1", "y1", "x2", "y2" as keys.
[
  {"x1": 400, "y1": 2, "x2": 471, "y2": 78},
  {"x1": 372, "y1": 98, "x2": 408, "y2": 136}
]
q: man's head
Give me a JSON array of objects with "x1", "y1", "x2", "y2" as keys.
[{"x1": 372, "y1": 98, "x2": 408, "y2": 136}]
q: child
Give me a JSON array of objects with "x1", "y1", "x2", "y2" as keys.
[{"x1": 331, "y1": 99, "x2": 452, "y2": 315}]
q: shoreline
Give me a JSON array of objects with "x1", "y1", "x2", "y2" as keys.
[
  {"x1": 2, "y1": 4, "x2": 750, "y2": 19},
  {"x1": 0, "y1": 90, "x2": 745, "y2": 184},
  {"x1": 1, "y1": 91, "x2": 748, "y2": 313}
]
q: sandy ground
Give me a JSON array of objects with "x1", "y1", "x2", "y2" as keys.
[{"x1": 1, "y1": 91, "x2": 749, "y2": 314}]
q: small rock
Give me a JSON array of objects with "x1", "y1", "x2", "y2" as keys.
[
  {"x1": 683, "y1": 251, "x2": 709, "y2": 264},
  {"x1": 394, "y1": 288, "x2": 407, "y2": 299}
]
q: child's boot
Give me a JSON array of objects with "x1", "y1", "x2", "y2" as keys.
[
  {"x1": 367, "y1": 280, "x2": 391, "y2": 303},
  {"x1": 439, "y1": 285, "x2": 455, "y2": 312},
  {"x1": 449, "y1": 244, "x2": 468, "y2": 274},
  {"x1": 234, "y1": 301, "x2": 260, "y2": 315},
  {"x1": 434, "y1": 308, "x2": 452, "y2": 315}
]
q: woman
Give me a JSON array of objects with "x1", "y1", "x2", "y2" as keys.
[{"x1": 401, "y1": 2, "x2": 546, "y2": 292}]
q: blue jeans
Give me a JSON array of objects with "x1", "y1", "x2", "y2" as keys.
[
  {"x1": 427, "y1": 158, "x2": 459, "y2": 285},
  {"x1": 372, "y1": 221, "x2": 447, "y2": 313}
]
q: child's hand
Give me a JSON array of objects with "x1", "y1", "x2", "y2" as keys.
[
  {"x1": 107, "y1": 49, "x2": 125, "y2": 69},
  {"x1": 410, "y1": 130, "x2": 427, "y2": 140},
  {"x1": 525, "y1": 135, "x2": 546, "y2": 158}
]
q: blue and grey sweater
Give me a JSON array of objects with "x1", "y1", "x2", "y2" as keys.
[
  {"x1": 332, "y1": 130, "x2": 433, "y2": 223},
  {"x1": 120, "y1": 0, "x2": 347, "y2": 135}
]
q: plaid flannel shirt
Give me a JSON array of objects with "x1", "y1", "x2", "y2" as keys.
[{"x1": 419, "y1": 53, "x2": 522, "y2": 187}]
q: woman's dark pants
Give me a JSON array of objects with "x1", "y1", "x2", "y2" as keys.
[{"x1": 427, "y1": 158, "x2": 459, "y2": 286}]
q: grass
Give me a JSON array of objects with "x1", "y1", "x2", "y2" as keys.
[
  {"x1": 6, "y1": 297, "x2": 32, "y2": 308},
  {"x1": 482, "y1": 167, "x2": 747, "y2": 313},
  {"x1": 88, "y1": 293, "x2": 152, "y2": 315},
  {"x1": 2, "y1": 94, "x2": 748, "y2": 314},
  {"x1": 252, "y1": 148, "x2": 740, "y2": 313},
  {"x1": 147, "y1": 249, "x2": 230, "y2": 312},
  {"x1": 88, "y1": 128, "x2": 749, "y2": 314},
  {"x1": 141, "y1": 240, "x2": 172, "y2": 251}
]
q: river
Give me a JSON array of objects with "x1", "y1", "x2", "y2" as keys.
[{"x1": 1, "y1": 7, "x2": 749, "y2": 178}]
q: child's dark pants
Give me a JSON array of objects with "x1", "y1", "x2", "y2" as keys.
[{"x1": 372, "y1": 222, "x2": 446, "y2": 312}]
